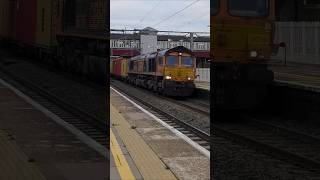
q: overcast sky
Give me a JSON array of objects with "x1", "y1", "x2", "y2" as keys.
[{"x1": 110, "y1": 0, "x2": 210, "y2": 33}]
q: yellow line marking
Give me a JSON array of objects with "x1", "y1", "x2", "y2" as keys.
[{"x1": 110, "y1": 129, "x2": 136, "y2": 180}]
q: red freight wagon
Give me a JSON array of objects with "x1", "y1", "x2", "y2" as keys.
[
  {"x1": 112, "y1": 58, "x2": 124, "y2": 78},
  {"x1": 15, "y1": 0, "x2": 37, "y2": 45}
]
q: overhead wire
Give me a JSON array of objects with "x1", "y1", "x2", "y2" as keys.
[
  {"x1": 152, "y1": 0, "x2": 200, "y2": 28},
  {"x1": 139, "y1": 0, "x2": 163, "y2": 23},
  {"x1": 176, "y1": 10, "x2": 210, "y2": 28}
]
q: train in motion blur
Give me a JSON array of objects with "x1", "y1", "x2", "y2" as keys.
[
  {"x1": 110, "y1": 46, "x2": 196, "y2": 96},
  {"x1": 0, "y1": 0, "x2": 108, "y2": 83},
  {"x1": 212, "y1": 0, "x2": 277, "y2": 111}
]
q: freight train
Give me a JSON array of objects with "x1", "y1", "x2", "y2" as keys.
[
  {"x1": 0, "y1": 0, "x2": 108, "y2": 83},
  {"x1": 212, "y1": 0, "x2": 277, "y2": 111},
  {"x1": 111, "y1": 46, "x2": 197, "y2": 96}
]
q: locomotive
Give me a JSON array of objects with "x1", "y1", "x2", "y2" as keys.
[
  {"x1": 111, "y1": 46, "x2": 197, "y2": 96},
  {"x1": 212, "y1": 0, "x2": 277, "y2": 110}
]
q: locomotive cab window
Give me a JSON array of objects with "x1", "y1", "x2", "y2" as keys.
[
  {"x1": 181, "y1": 57, "x2": 193, "y2": 67},
  {"x1": 166, "y1": 56, "x2": 179, "y2": 66},
  {"x1": 212, "y1": 0, "x2": 219, "y2": 15},
  {"x1": 228, "y1": 0, "x2": 268, "y2": 17}
]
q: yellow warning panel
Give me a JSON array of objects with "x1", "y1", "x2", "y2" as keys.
[
  {"x1": 110, "y1": 104, "x2": 177, "y2": 180},
  {"x1": 110, "y1": 129, "x2": 136, "y2": 180}
]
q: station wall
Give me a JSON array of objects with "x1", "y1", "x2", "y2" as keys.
[{"x1": 272, "y1": 22, "x2": 320, "y2": 65}]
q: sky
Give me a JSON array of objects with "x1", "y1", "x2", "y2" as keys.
[{"x1": 110, "y1": 0, "x2": 210, "y2": 33}]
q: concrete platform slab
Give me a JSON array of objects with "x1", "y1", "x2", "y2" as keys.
[
  {"x1": 110, "y1": 88, "x2": 210, "y2": 180},
  {"x1": 0, "y1": 77, "x2": 108, "y2": 180},
  {"x1": 195, "y1": 81, "x2": 210, "y2": 91},
  {"x1": 270, "y1": 62, "x2": 320, "y2": 92}
]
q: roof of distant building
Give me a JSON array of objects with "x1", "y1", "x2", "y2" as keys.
[{"x1": 110, "y1": 33, "x2": 210, "y2": 42}]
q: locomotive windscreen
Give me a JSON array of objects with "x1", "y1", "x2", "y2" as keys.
[
  {"x1": 166, "y1": 56, "x2": 179, "y2": 66},
  {"x1": 212, "y1": 0, "x2": 219, "y2": 15},
  {"x1": 181, "y1": 57, "x2": 193, "y2": 67},
  {"x1": 228, "y1": 0, "x2": 268, "y2": 17}
]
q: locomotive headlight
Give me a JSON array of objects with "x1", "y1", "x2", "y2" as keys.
[
  {"x1": 165, "y1": 75, "x2": 172, "y2": 80},
  {"x1": 187, "y1": 77, "x2": 191, "y2": 81},
  {"x1": 250, "y1": 51, "x2": 258, "y2": 58}
]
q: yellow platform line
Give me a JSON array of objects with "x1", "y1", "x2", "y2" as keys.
[
  {"x1": 110, "y1": 129, "x2": 136, "y2": 180},
  {"x1": 110, "y1": 104, "x2": 177, "y2": 180}
]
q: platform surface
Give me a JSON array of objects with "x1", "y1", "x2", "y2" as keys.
[
  {"x1": 269, "y1": 62, "x2": 320, "y2": 92},
  {"x1": 110, "y1": 87, "x2": 210, "y2": 180},
  {"x1": 195, "y1": 81, "x2": 210, "y2": 91},
  {"x1": 110, "y1": 104, "x2": 177, "y2": 180},
  {"x1": 0, "y1": 78, "x2": 108, "y2": 180},
  {"x1": 0, "y1": 129, "x2": 46, "y2": 180}
]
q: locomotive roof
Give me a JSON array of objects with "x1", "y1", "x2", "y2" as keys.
[
  {"x1": 129, "y1": 46, "x2": 192, "y2": 61},
  {"x1": 110, "y1": 33, "x2": 210, "y2": 42},
  {"x1": 157, "y1": 46, "x2": 193, "y2": 57}
]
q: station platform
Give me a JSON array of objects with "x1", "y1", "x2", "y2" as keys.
[
  {"x1": 269, "y1": 62, "x2": 320, "y2": 92},
  {"x1": 110, "y1": 87, "x2": 210, "y2": 180},
  {"x1": 0, "y1": 129, "x2": 46, "y2": 180},
  {"x1": 195, "y1": 81, "x2": 210, "y2": 91},
  {"x1": 110, "y1": 104, "x2": 176, "y2": 180},
  {"x1": 0, "y1": 78, "x2": 107, "y2": 180}
]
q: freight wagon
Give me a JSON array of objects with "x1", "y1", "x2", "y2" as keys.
[
  {"x1": 110, "y1": 57, "x2": 128, "y2": 81},
  {"x1": 0, "y1": 0, "x2": 108, "y2": 84}
]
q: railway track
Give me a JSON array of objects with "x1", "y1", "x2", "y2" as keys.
[
  {"x1": 112, "y1": 79, "x2": 210, "y2": 117},
  {"x1": 0, "y1": 66, "x2": 108, "y2": 148},
  {"x1": 214, "y1": 116, "x2": 320, "y2": 174},
  {"x1": 111, "y1": 82, "x2": 210, "y2": 152},
  {"x1": 160, "y1": 96, "x2": 210, "y2": 116}
]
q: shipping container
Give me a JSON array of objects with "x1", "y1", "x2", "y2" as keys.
[
  {"x1": 61, "y1": 0, "x2": 107, "y2": 34},
  {"x1": 0, "y1": 0, "x2": 15, "y2": 40},
  {"x1": 110, "y1": 59, "x2": 114, "y2": 75},
  {"x1": 0, "y1": 0, "x2": 9, "y2": 38},
  {"x1": 88, "y1": 0, "x2": 106, "y2": 32},
  {"x1": 15, "y1": 0, "x2": 37, "y2": 45},
  {"x1": 121, "y1": 58, "x2": 128, "y2": 79},
  {"x1": 36, "y1": 0, "x2": 54, "y2": 47},
  {"x1": 113, "y1": 58, "x2": 122, "y2": 78}
]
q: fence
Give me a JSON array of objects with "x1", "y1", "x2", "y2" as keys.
[
  {"x1": 195, "y1": 68, "x2": 210, "y2": 82},
  {"x1": 272, "y1": 21, "x2": 320, "y2": 64}
]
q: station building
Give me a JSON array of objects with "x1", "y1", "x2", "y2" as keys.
[{"x1": 109, "y1": 27, "x2": 210, "y2": 68}]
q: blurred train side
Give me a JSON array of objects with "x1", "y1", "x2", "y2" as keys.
[
  {"x1": 0, "y1": 0, "x2": 108, "y2": 83},
  {"x1": 110, "y1": 57, "x2": 128, "y2": 80}
]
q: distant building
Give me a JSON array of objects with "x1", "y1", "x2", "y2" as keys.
[{"x1": 110, "y1": 28, "x2": 210, "y2": 68}]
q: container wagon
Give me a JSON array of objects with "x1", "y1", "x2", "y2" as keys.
[{"x1": 0, "y1": 0, "x2": 109, "y2": 84}]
